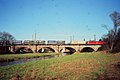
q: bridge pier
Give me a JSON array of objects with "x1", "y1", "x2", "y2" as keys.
[{"x1": 10, "y1": 45, "x2": 16, "y2": 53}]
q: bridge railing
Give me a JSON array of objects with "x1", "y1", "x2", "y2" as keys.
[
  {"x1": 0, "y1": 40, "x2": 105, "y2": 46},
  {"x1": 0, "y1": 40, "x2": 23, "y2": 46}
]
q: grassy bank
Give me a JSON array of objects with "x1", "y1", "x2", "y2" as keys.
[
  {"x1": 0, "y1": 53, "x2": 58, "y2": 62},
  {"x1": 0, "y1": 52, "x2": 120, "y2": 80}
]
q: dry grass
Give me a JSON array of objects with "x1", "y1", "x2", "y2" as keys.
[
  {"x1": 49, "y1": 59, "x2": 102, "y2": 80},
  {"x1": 0, "y1": 52, "x2": 120, "y2": 80}
]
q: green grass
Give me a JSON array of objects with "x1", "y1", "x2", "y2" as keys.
[
  {"x1": 0, "y1": 53, "x2": 58, "y2": 62},
  {"x1": 0, "y1": 52, "x2": 120, "y2": 80}
]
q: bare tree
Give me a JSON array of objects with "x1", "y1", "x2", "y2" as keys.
[
  {"x1": 0, "y1": 32, "x2": 15, "y2": 40},
  {"x1": 0, "y1": 32, "x2": 15, "y2": 45},
  {"x1": 110, "y1": 11, "x2": 120, "y2": 34},
  {"x1": 102, "y1": 29, "x2": 115, "y2": 51},
  {"x1": 102, "y1": 11, "x2": 120, "y2": 52},
  {"x1": 114, "y1": 28, "x2": 120, "y2": 52},
  {"x1": 0, "y1": 32, "x2": 15, "y2": 53},
  {"x1": 109, "y1": 11, "x2": 120, "y2": 52}
]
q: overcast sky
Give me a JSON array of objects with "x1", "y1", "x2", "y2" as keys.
[{"x1": 0, "y1": 0, "x2": 120, "y2": 42}]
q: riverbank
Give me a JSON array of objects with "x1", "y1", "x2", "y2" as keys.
[
  {"x1": 0, "y1": 52, "x2": 120, "y2": 80},
  {"x1": 0, "y1": 53, "x2": 59, "y2": 62}
]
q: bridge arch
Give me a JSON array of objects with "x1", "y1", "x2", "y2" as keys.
[
  {"x1": 38, "y1": 47, "x2": 55, "y2": 53},
  {"x1": 60, "y1": 47, "x2": 76, "y2": 55},
  {"x1": 15, "y1": 47, "x2": 34, "y2": 53},
  {"x1": 80, "y1": 47, "x2": 94, "y2": 52}
]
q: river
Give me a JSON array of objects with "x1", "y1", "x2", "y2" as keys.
[{"x1": 0, "y1": 55, "x2": 57, "y2": 66}]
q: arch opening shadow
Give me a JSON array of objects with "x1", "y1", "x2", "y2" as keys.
[
  {"x1": 81, "y1": 47, "x2": 94, "y2": 52},
  {"x1": 15, "y1": 47, "x2": 33, "y2": 53},
  {"x1": 60, "y1": 47, "x2": 76, "y2": 55},
  {"x1": 38, "y1": 47, "x2": 55, "y2": 53},
  {"x1": 97, "y1": 47, "x2": 105, "y2": 51}
]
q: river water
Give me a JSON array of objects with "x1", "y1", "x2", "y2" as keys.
[{"x1": 0, "y1": 55, "x2": 56, "y2": 66}]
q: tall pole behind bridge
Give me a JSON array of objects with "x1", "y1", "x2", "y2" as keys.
[
  {"x1": 32, "y1": 34, "x2": 34, "y2": 41},
  {"x1": 94, "y1": 34, "x2": 96, "y2": 41},
  {"x1": 34, "y1": 32, "x2": 37, "y2": 53},
  {"x1": 35, "y1": 32, "x2": 36, "y2": 44}
]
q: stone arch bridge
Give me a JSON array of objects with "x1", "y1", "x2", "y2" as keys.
[{"x1": 10, "y1": 44, "x2": 102, "y2": 54}]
